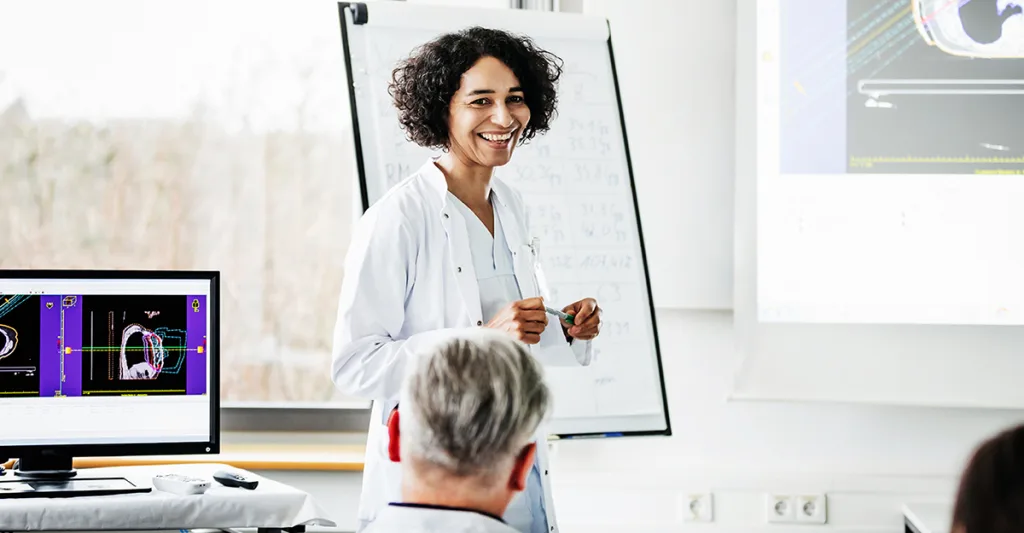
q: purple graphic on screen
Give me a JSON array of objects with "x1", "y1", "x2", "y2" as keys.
[
  {"x1": 779, "y1": 0, "x2": 847, "y2": 173},
  {"x1": 61, "y1": 295, "x2": 83, "y2": 396},
  {"x1": 186, "y1": 295, "x2": 207, "y2": 395},
  {"x1": 39, "y1": 296, "x2": 62, "y2": 397}
]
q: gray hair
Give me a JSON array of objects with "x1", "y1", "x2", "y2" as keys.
[{"x1": 400, "y1": 329, "x2": 551, "y2": 481}]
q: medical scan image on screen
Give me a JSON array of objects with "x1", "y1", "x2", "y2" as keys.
[
  {"x1": 80, "y1": 295, "x2": 196, "y2": 396},
  {"x1": 0, "y1": 293, "x2": 208, "y2": 398},
  {"x1": 0, "y1": 295, "x2": 42, "y2": 396}
]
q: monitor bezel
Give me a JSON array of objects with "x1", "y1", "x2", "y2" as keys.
[{"x1": 0, "y1": 269, "x2": 220, "y2": 458}]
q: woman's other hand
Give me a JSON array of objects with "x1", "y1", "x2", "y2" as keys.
[{"x1": 485, "y1": 296, "x2": 548, "y2": 344}]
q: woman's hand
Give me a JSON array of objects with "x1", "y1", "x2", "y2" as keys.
[
  {"x1": 485, "y1": 296, "x2": 548, "y2": 344},
  {"x1": 561, "y1": 298, "x2": 601, "y2": 341}
]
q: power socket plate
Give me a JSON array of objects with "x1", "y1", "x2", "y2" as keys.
[
  {"x1": 683, "y1": 492, "x2": 713, "y2": 522},
  {"x1": 796, "y1": 493, "x2": 827, "y2": 523},
  {"x1": 765, "y1": 494, "x2": 794, "y2": 523}
]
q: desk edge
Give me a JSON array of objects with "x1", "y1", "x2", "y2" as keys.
[{"x1": 4, "y1": 452, "x2": 365, "y2": 472}]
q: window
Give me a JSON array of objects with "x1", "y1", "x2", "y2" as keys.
[{"x1": 0, "y1": 0, "x2": 363, "y2": 409}]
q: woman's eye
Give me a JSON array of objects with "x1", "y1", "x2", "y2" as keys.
[
  {"x1": 471, "y1": 98, "x2": 490, "y2": 105},
  {"x1": 508, "y1": 96, "x2": 524, "y2": 103}
]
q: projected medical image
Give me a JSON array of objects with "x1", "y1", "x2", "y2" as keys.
[
  {"x1": 80, "y1": 295, "x2": 191, "y2": 396},
  {"x1": 0, "y1": 295, "x2": 40, "y2": 396},
  {"x1": 919, "y1": 0, "x2": 1024, "y2": 54},
  {"x1": 848, "y1": 0, "x2": 1024, "y2": 173},
  {"x1": 778, "y1": 0, "x2": 1024, "y2": 175}
]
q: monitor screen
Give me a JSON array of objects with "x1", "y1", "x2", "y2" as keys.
[{"x1": 0, "y1": 274, "x2": 214, "y2": 448}]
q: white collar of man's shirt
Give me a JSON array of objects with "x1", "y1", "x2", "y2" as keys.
[{"x1": 362, "y1": 502, "x2": 520, "y2": 532}]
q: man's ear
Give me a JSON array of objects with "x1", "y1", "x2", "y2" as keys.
[
  {"x1": 509, "y1": 442, "x2": 537, "y2": 492},
  {"x1": 387, "y1": 408, "x2": 401, "y2": 463}
]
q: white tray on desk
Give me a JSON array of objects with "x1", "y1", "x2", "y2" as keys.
[{"x1": 0, "y1": 463, "x2": 336, "y2": 532}]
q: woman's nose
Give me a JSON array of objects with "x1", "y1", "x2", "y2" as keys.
[{"x1": 492, "y1": 104, "x2": 514, "y2": 128}]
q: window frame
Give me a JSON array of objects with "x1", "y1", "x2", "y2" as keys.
[{"x1": 221, "y1": 405, "x2": 371, "y2": 433}]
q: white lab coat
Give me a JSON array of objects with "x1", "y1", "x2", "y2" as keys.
[
  {"x1": 363, "y1": 504, "x2": 520, "y2": 533},
  {"x1": 332, "y1": 159, "x2": 594, "y2": 532}
]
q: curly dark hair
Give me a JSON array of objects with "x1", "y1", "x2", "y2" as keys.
[
  {"x1": 388, "y1": 27, "x2": 563, "y2": 150},
  {"x1": 953, "y1": 422, "x2": 1024, "y2": 533}
]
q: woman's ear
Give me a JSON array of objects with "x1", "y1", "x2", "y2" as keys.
[{"x1": 387, "y1": 408, "x2": 401, "y2": 463}]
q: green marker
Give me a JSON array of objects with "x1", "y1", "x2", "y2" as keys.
[{"x1": 545, "y1": 306, "x2": 574, "y2": 325}]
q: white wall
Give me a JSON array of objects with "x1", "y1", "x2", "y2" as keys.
[
  {"x1": 589, "y1": 0, "x2": 735, "y2": 309},
  {"x1": 276, "y1": 0, "x2": 1024, "y2": 531}
]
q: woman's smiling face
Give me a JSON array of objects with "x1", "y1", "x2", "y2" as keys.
[{"x1": 446, "y1": 56, "x2": 532, "y2": 169}]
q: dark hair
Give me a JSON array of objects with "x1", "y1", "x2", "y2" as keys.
[
  {"x1": 388, "y1": 27, "x2": 563, "y2": 150},
  {"x1": 953, "y1": 423, "x2": 1024, "y2": 533}
]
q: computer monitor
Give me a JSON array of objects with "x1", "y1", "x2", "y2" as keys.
[{"x1": 0, "y1": 270, "x2": 219, "y2": 480}]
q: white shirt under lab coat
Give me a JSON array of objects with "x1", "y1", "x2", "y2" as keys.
[
  {"x1": 363, "y1": 503, "x2": 519, "y2": 533},
  {"x1": 331, "y1": 159, "x2": 594, "y2": 532}
]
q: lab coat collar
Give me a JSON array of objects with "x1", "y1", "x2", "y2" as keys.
[{"x1": 421, "y1": 157, "x2": 512, "y2": 211}]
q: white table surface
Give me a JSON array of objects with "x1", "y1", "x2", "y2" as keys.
[{"x1": 0, "y1": 463, "x2": 336, "y2": 532}]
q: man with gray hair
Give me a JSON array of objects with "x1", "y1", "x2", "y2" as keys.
[{"x1": 364, "y1": 329, "x2": 552, "y2": 533}]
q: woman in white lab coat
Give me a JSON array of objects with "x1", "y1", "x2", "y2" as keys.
[{"x1": 331, "y1": 27, "x2": 602, "y2": 533}]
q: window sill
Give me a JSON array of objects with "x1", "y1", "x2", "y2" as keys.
[{"x1": 3, "y1": 431, "x2": 368, "y2": 472}]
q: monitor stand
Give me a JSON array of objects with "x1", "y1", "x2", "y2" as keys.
[
  {"x1": 14, "y1": 450, "x2": 77, "y2": 480},
  {"x1": 1, "y1": 450, "x2": 149, "y2": 498}
]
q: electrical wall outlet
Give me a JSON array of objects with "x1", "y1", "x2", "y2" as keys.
[
  {"x1": 764, "y1": 493, "x2": 828, "y2": 524},
  {"x1": 796, "y1": 493, "x2": 827, "y2": 523},
  {"x1": 765, "y1": 494, "x2": 795, "y2": 523},
  {"x1": 683, "y1": 492, "x2": 714, "y2": 522}
]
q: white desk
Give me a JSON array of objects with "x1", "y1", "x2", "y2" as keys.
[
  {"x1": 903, "y1": 502, "x2": 952, "y2": 533},
  {"x1": 0, "y1": 463, "x2": 336, "y2": 532}
]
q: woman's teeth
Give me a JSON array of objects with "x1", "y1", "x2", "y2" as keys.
[{"x1": 480, "y1": 131, "x2": 513, "y2": 142}]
